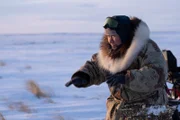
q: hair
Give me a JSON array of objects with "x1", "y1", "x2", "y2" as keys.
[{"x1": 100, "y1": 17, "x2": 142, "y2": 59}]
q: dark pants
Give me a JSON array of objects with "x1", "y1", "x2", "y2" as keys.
[{"x1": 172, "y1": 109, "x2": 180, "y2": 120}]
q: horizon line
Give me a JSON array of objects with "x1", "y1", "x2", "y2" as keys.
[
  {"x1": 0, "y1": 32, "x2": 103, "y2": 36},
  {"x1": 0, "y1": 30, "x2": 180, "y2": 36}
]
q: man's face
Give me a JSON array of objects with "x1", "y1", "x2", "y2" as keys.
[{"x1": 105, "y1": 28, "x2": 122, "y2": 50}]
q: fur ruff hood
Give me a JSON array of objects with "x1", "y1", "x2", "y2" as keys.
[{"x1": 97, "y1": 17, "x2": 150, "y2": 74}]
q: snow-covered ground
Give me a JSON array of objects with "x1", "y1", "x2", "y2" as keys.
[
  {"x1": 0, "y1": 31, "x2": 180, "y2": 120},
  {"x1": 0, "y1": 33, "x2": 108, "y2": 120}
]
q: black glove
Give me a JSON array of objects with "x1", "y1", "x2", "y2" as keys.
[
  {"x1": 65, "y1": 72, "x2": 90, "y2": 88},
  {"x1": 66, "y1": 77, "x2": 89, "y2": 88},
  {"x1": 106, "y1": 73, "x2": 125, "y2": 87},
  {"x1": 106, "y1": 74, "x2": 125, "y2": 94}
]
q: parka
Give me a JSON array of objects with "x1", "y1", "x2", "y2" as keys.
[{"x1": 71, "y1": 17, "x2": 174, "y2": 120}]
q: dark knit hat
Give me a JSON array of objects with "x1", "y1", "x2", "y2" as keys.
[{"x1": 103, "y1": 15, "x2": 131, "y2": 43}]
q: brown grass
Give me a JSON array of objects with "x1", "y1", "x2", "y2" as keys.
[
  {"x1": 0, "y1": 113, "x2": 5, "y2": 120},
  {"x1": 25, "y1": 65, "x2": 32, "y2": 69},
  {"x1": 54, "y1": 115, "x2": 65, "y2": 120},
  {"x1": 26, "y1": 80, "x2": 54, "y2": 103},
  {"x1": 26, "y1": 80, "x2": 48, "y2": 98},
  {"x1": 8, "y1": 102, "x2": 31, "y2": 113},
  {"x1": 0, "y1": 61, "x2": 6, "y2": 67}
]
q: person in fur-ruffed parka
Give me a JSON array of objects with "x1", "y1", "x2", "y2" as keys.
[{"x1": 65, "y1": 15, "x2": 175, "y2": 120}]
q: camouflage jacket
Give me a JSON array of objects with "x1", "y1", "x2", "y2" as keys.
[{"x1": 72, "y1": 18, "x2": 174, "y2": 120}]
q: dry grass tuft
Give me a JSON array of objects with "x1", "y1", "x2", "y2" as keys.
[
  {"x1": 43, "y1": 98, "x2": 55, "y2": 104},
  {"x1": 8, "y1": 102, "x2": 31, "y2": 113},
  {"x1": 54, "y1": 115, "x2": 65, "y2": 120},
  {"x1": 26, "y1": 80, "x2": 48, "y2": 98},
  {"x1": 0, "y1": 61, "x2": 6, "y2": 67},
  {"x1": 25, "y1": 65, "x2": 32, "y2": 69},
  {"x1": 0, "y1": 113, "x2": 5, "y2": 120},
  {"x1": 26, "y1": 80, "x2": 54, "y2": 104}
]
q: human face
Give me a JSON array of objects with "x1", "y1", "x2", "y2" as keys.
[{"x1": 105, "y1": 28, "x2": 122, "y2": 50}]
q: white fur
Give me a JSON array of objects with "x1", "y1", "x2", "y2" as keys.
[{"x1": 97, "y1": 21, "x2": 150, "y2": 74}]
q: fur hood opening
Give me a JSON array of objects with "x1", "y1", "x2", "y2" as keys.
[{"x1": 97, "y1": 17, "x2": 150, "y2": 74}]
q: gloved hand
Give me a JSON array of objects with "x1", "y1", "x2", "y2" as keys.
[
  {"x1": 65, "y1": 72, "x2": 90, "y2": 88},
  {"x1": 65, "y1": 77, "x2": 89, "y2": 88},
  {"x1": 106, "y1": 73, "x2": 125, "y2": 95},
  {"x1": 106, "y1": 73, "x2": 125, "y2": 87}
]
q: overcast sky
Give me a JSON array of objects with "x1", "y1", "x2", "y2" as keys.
[{"x1": 0, "y1": 0, "x2": 180, "y2": 34}]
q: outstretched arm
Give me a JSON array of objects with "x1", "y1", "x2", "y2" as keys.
[{"x1": 66, "y1": 53, "x2": 106, "y2": 87}]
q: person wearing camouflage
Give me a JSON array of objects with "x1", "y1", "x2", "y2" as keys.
[{"x1": 65, "y1": 15, "x2": 175, "y2": 120}]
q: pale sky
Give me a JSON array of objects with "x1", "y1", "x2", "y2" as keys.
[{"x1": 0, "y1": 0, "x2": 180, "y2": 34}]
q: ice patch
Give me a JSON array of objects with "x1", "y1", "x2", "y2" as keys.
[
  {"x1": 147, "y1": 105, "x2": 167, "y2": 115},
  {"x1": 177, "y1": 104, "x2": 180, "y2": 112},
  {"x1": 166, "y1": 82, "x2": 173, "y2": 89}
]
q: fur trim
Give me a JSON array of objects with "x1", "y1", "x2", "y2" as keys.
[{"x1": 97, "y1": 20, "x2": 150, "y2": 74}]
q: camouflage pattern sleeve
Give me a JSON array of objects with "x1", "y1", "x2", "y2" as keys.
[
  {"x1": 72, "y1": 53, "x2": 106, "y2": 87},
  {"x1": 125, "y1": 40, "x2": 168, "y2": 92}
]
